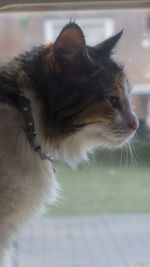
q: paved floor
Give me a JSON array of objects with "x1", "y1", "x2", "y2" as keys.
[{"x1": 12, "y1": 214, "x2": 150, "y2": 267}]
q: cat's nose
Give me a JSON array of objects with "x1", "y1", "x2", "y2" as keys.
[{"x1": 129, "y1": 113, "x2": 139, "y2": 131}]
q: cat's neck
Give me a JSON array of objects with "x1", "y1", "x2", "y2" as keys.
[{"x1": 0, "y1": 47, "x2": 56, "y2": 156}]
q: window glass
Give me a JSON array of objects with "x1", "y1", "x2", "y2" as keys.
[{"x1": 0, "y1": 9, "x2": 150, "y2": 267}]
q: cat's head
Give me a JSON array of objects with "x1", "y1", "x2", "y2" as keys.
[{"x1": 43, "y1": 23, "x2": 139, "y2": 161}]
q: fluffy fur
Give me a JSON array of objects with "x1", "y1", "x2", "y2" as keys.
[{"x1": 0, "y1": 23, "x2": 138, "y2": 266}]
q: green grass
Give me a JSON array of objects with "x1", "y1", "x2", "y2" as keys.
[{"x1": 45, "y1": 156, "x2": 150, "y2": 217}]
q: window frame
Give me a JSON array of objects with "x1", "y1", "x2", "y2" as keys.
[{"x1": 0, "y1": 0, "x2": 150, "y2": 13}]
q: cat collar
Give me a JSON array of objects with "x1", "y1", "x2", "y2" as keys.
[{"x1": 18, "y1": 91, "x2": 54, "y2": 165}]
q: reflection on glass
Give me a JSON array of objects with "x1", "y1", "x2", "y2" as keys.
[{"x1": 0, "y1": 8, "x2": 150, "y2": 267}]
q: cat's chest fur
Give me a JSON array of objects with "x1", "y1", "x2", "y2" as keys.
[
  {"x1": 0, "y1": 102, "x2": 57, "y2": 221},
  {"x1": 0, "y1": 109, "x2": 57, "y2": 266}
]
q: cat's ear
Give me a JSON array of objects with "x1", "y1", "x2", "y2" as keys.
[
  {"x1": 54, "y1": 23, "x2": 88, "y2": 65},
  {"x1": 95, "y1": 31, "x2": 123, "y2": 56}
]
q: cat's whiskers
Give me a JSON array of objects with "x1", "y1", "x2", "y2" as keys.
[
  {"x1": 130, "y1": 138, "x2": 141, "y2": 162},
  {"x1": 126, "y1": 139, "x2": 139, "y2": 172},
  {"x1": 124, "y1": 143, "x2": 129, "y2": 169},
  {"x1": 119, "y1": 146, "x2": 122, "y2": 168},
  {"x1": 109, "y1": 149, "x2": 114, "y2": 165},
  {"x1": 128, "y1": 142, "x2": 136, "y2": 169}
]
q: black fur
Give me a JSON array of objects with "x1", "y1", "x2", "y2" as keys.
[{"x1": 0, "y1": 23, "x2": 123, "y2": 136}]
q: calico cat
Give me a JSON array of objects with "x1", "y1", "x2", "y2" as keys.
[{"x1": 0, "y1": 23, "x2": 139, "y2": 266}]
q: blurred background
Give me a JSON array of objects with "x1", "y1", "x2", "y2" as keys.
[{"x1": 1, "y1": 8, "x2": 150, "y2": 267}]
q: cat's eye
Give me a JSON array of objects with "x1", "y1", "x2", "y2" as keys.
[{"x1": 107, "y1": 96, "x2": 119, "y2": 107}]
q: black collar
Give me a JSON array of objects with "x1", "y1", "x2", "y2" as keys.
[
  {"x1": 18, "y1": 91, "x2": 54, "y2": 163},
  {"x1": 0, "y1": 91, "x2": 54, "y2": 166}
]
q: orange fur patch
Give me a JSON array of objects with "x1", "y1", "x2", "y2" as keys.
[{"x1": 43, "y1": 43, "x2": 56, "y2": 72}]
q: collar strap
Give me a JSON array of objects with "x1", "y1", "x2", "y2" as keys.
[{"x1": 18, "y1": 92, "x2": 54, "y2": 163}]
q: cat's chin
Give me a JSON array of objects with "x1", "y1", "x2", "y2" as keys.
[
  {"x1": 100, "y1": 133, "x2": 135, "y2": 149},
  {"x1": 52, "y1": 124, "x2": 135, "y2": 163},
  {"x1": 102, "y1": 138, "x2": 130, "y2": 148}
]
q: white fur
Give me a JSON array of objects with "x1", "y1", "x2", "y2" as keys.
[
  {"x1": 0, "y1": 102, "x2": 58, "y2": 266},
  {"x1": 55, "y1": 124, "x2": 107, "y2": 162}
]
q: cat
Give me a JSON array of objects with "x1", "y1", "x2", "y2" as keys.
[{"x1": 0, "y1": 23, "x2": 139, "y2": 266}]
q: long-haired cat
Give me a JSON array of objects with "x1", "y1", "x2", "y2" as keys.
[{"x1": 0, "y1": 23, "x2": 139, "y2": 266}]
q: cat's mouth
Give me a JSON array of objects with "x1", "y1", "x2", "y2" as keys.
[{"x1": 97, "y1": 127, "x2": 136, "y2": 148}]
